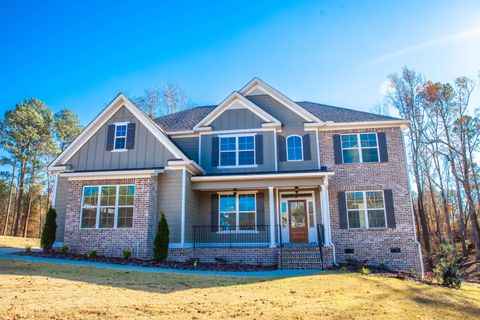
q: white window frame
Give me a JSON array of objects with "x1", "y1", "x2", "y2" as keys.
[
  {"x1": 345, "y1": 190, "x2": 387, "y2": 230},
  {"x1": 279, "y1": 191, "x2": 316, "y2": 229},
  {"x1": 218, "y1": 133, "x2": 257, "y2": 168},
  {"x1": 340, "y1": 132, "x2": 380, "y2": 163},
  {"x1": 218, "y1": 191, "x2": 257, "y2": 233},
  {"x1": 112, "y1": 122, "x2": 129, "y2": 152},
  {"x1": 80, "y1": 184, "x2": 135, "y2": 229},
  {"x1": 286, "y1": 135, "x2": 304, "y2": 161}
]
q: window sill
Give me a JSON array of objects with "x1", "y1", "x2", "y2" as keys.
[
  {"x1": 111, "y1": 149, "x2": 128, "y2": 153},
  {"x1": 217, "y1": 165, "x2": 258, "y2": 169},
  {"x1": 347, "y1": 227, "x2": 387, "y2": 231},
  {"x1": 79, "y1": 227, "x2": 133, "y2": 230},
  {"x1": 287, "y1": 159, "x2": 304, "y2": 162}
]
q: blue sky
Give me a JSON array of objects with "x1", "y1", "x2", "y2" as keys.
[{"x1": 1, "y1": 0, "x2": 479, "y2": 124}]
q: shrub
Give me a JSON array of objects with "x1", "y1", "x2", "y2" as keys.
[
  {"x1": 40, "y1": 207, "x2": 57, "y2": 251},
  {"x1": 122, "y1": 249, "x2": 132, "y2": 260},
  {"x1": 434, "y1": 241, "x2": 462, "y2": 289},
  {"x1": 360, "y1": 267, "x2": 371, "y2": 275},
  {"x1": 153, "y1": 213, "x2": 169, "y2": 261},
  {"x1": 88, "y1": 250, "x2": 98, "y2": 259},
  {"x1": 25, "y1": 246, "x2": 31, "y2": 253},
  {"x1": 60, "y1": 245, "x2": 69, "y2": 254}
]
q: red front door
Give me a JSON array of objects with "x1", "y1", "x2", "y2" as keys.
[{"x1": 288, "y1": 200, "x2": 308, "y2": 243}]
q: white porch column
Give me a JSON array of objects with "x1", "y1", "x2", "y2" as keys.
[
  {"x1": 320, "y1": 183, "x2": 332, "y2": 246},
  {"x1": 268, "y1": 186, "x2": 276, "y2": 247}
]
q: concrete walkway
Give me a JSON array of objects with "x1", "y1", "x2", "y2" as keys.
[{"x1": 0, "y1": 247, "x2": 322, "y2": 278}]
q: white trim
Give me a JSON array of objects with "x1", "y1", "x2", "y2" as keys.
[
  {"x1": 273, "y1": 130, "x2": 278, "y2": 171},
  {"x1": 168, "y1": 127, "x2": 280, "y2": 137},
  {"x1": 191, "y1": 171, "x2": 334, "y2": 182},
  {"x1": 193, "y1": 92, "x2": 281, "y2": 130},
  {"x1": 60, "y1": 169, "x2": 164, "y2": 180},
  {"x1": 51, "y1": 173, "x2": 59, "y2": 207},
  {"x1": 113, "y1": 121, "x2": 129, "y2": 151},
  {"x1": 239, "y1": 78, "x2": 323, "y2": 123},
  {"x1": 315, "y1": 128, "x2": 321, "y2": 169},
  {"x1": 305, "y1": 120, "x2": 410, "y2": 131},
  {"x1": 48, "y1": 93, "x2": 192, "y2": 171},
  {"x1": 268, "y1": 187, "x2": 276, "y2": 247},
  {"x1": 286, "y1": 135, "x2": 304, "y2": 161},
  {"x1": 345, "y1": 190, "x2": 388, "y2": 230},
  {"x1": 180, "y1": 167, "x2": 187, "y2": 246}
]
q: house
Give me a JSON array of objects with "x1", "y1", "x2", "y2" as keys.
[{"x1": 48, "y1": 78, "x2": 423, "y2": 271}]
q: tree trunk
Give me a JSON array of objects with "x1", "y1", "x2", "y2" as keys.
[
  {"x1": 23, "y1": 162, "x2": 36, "y2": 238},
  {"x1": 2, "y1": 159, "x2": 16, "y2": 236},
  {"x1": 13, "y1": 159, "x2": 26, "y2": 237}
]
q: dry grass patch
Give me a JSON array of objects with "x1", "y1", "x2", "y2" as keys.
[
  {"x1": 0, "y1": 236, "x2": 39, "y2": 248},
  {"x1": 0, "y1": 259, "x2": 479, "y2": 319}
]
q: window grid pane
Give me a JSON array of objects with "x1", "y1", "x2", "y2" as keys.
[
  {"x1": 346, "y1": 191, "x2": 386, "y2": 229},
  {"x1": 99, "y1": 207, "x2": 115, "y2": 228},
  {"x1": 287, "y1": 136, "x2": 303, "y2": 161}
]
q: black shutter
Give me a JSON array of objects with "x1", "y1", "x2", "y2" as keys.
[
  {"x1": 278, "y1": 135, "x2": 286, "y2": 162},
  {"x1": 384, "y1": 189, "x2": 396, "y2": 228},
  {"x1": 377, "y1": 132, "x2": 389, "y2": 162},
  {"x1": 212, "y1": 137, "x2": 219, "y2": 166},
  {"x1": 333, "y1": 134, "x2": 342, "y2": 164},
  {"x1": 255, "y1": 135, "x2": 264, "y2": 165},
  {"x1": 256, "y1": 192, "x2": 265, "y2": 231},
  {"x1": 303, "y1": 133, "x2": 311, "y2": 161},
  {"x1": 126, "y1": 123, "x2": 136, "y2": 150},
  {"x1": 211, "y1": 194, "x2": 219, "y2": 232},
  {"x1": 338, "y1": 191, "x2": 348, "y2": 229},
  {"x1": 106, "y1": 125, "x2": 115, "y2": 151}
]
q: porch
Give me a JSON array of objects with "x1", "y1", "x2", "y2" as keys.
[{"x1": 186, "y1": 170, "x2": 333, "y2": 249}]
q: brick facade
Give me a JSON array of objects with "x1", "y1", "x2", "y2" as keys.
[
  {"x1": 319, "y1": 127, "x2": 423, "y2": 272},
  {"x1": 168, "y1": 247, "x2": 278, "y2": 266},
  {"x1": 63, "y1": 177, "x2": 158, "y2": 259}
]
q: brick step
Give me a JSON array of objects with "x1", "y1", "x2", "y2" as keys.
[{"x1": 279, "y1": 263, "x2": 324, "y2": 270}]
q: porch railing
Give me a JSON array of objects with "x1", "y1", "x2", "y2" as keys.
[{"x1": 192, "y1": 225, "x2": 270, "y2": 248}]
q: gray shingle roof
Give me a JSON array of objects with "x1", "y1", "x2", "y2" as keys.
[{"x1": 154, "y1": 101, "x2": 400, "y2": 132}]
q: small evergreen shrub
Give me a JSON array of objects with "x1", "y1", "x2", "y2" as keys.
[
  {"x1": 41, "y1": 207, "x2": 57, "y2": 251},
  {"x1": 60, "y1": 245, "x2": 69, "y2": 254},
  {"x1": 25, "y1": 246, "x2": 31, "y2": 253},
  {"x1": 122, "y1": 249, "x2": 132, "y2": 260},
  {"x1": 153, "y1": 213, "x2": 169, "y2": 261},
  {"x1": 88, "y1": 250, "x2": 98, "y2": 259},
  {"x1": 434, "y1": 241, "x2": 462, "y2": 289}
]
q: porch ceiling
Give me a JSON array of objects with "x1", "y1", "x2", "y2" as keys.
[{"x1": 191, "y1": 171, "x2": 333, "y2": 190}]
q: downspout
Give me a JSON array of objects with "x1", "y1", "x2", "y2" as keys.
[
  {"x1": 323, "y1": 176, "x2": 338, "y2": 266},
  {"x1": 180, "y1": 167, "x2": 187, "y2": 248}
]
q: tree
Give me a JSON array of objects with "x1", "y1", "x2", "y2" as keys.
[
  {"x1": 40, "y1": 207, "x2": 56, "y2": 251},
  {"x1": 153, "y1": 213, "x2": 169, "y2": 261},
  {"x1": 54, "y1": 108, "x2": 83, "y2": 151},
  {"x1": 134, "y1": 82, "x2": 190, "y2": 118}
]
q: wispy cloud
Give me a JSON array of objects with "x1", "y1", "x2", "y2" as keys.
[{"x1": 363, "y1": 26, "x2": 480, "y2": 67}]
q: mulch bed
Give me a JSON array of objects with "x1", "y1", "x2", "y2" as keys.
[{"x1": 16, "y1": 250, "x2": 277, "y2": 272}]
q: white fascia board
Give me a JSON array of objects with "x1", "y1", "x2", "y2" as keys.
[
  {"x1": 166, "y1": 160, "x2": 205, "y2": 175},
  {"x1": 305, "y1": 120, "x2": 410, "y2": 131},
  {"x1": 191, "y1": 171, "x2": 334, "y2": 182},
  {"x1": 239, "y1": 77, "x2": 324, "y2": 124},
  {"x1": 193, "y1": 92, "x2": 281, "y2": 130},
  {"x1": 60, "y1": 168, "x2": 164, "y2": 180},
  {"x1": 49, "y1": 93, "x2": 192, "y2": 171}
]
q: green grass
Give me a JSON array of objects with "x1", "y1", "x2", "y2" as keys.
[{"x1": 0, "y1": 259, "x2": 479, "y2": 319}]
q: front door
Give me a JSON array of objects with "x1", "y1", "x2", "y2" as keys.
[{"x1": 288, "y1": 200, "x2": 308, "y2": 243}]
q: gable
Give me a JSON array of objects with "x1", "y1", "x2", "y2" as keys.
[
  {"x1": 247, "y1": 94, "x2": 306, "y2": 129},
  {"x1": 62, "y1": 106, "x2": 175, "y2": 171},
  {"x1": 210, "y1": 108, "x2": 264, "y2": 130}
]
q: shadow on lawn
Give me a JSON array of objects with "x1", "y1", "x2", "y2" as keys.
[
  {"x1": 359, "y1": 275, "x2": 480, "y2": 318},
  {"x1": 0, "y1": 258, "x2": 281, "y2": 294}
]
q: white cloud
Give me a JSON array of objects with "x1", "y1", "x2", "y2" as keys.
[{"x1": 379, "y1": 79, "x2": 391, "y2": 96}]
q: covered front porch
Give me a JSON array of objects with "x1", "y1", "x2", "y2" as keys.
[{"x1": 187, "y1": 171, "x2": 334, "y2": 248}]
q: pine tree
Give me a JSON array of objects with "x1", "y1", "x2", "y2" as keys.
[
  {"x1": 41, "y1": 207, "x2": 57, "y2": 251},
  {"x1": 153, "y1": 213, "x2": 169, "y2": 261}
]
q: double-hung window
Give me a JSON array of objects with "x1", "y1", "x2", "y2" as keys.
[
  {"x1": 114, "y1": 123, "x2": 128, "y2": 150},
  {"x1": 341, "y1": 133, "x2": 379, "y2": 163},
  {"x1": 81, "y1": 185, "x2": 135, "y2": 229},
  {"x1": 287, "y1": 135, "x2": 303, "y2": 161},
  {"x1": 219, "y1": 135, "x2": 255, "y2": 167},
  {"x1": 346, "y1": 191, "x2": 386, "y2": 229},
  {"x1": 219, "y1": 193, "x2": 256, "y2": 231}
]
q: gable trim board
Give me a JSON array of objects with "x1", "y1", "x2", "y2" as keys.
[
  {"x1": 48, "y1": 93, "x2": 203, "y2": 174},
  {"x1": 304, "y1": 120, "x2": 410, "y2": 131},
  {"x1": 193, "y1": 91, "x2": 281, "y2": 131},
  {"x1": 59, "y1": 168, "x2": 164, "y2": 180},
  {"x1": 191, "y1": 171, "x2": 334, "y2": 182},
  {"x1": 239, "y1": 77, "x2": 323, "y2": 124}
]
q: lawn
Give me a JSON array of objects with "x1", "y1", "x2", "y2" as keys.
[
  {"x1": 0, "y1": 259, "x2": 479, "y2": 319},
  {"x1": 0, "y1": 236, "x2": 39, "y2": 249}
]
